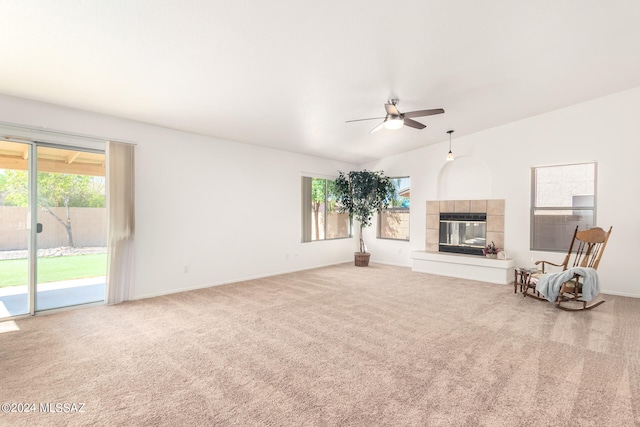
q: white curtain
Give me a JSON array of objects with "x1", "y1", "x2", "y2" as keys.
[{"x1": 106, "y1": 141, "x2": 135, "y2": 304}]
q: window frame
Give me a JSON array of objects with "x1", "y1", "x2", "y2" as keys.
[
  {"x1": 376, "y1": 176, "x2": 410, "y2": 241},
  {"x1": 530, "y1": 162, "x2": 597, "y2": 252},
  {"x1": 301, "y1": 175, "x2": 352, "y2": 243}
]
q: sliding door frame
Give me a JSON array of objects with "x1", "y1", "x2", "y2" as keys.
[
  {"x1": 33, "y1": 142, "x2": 107, "y2": 314},
  {"x1": 28, "y1": 141, "x2": 37, "y2": 316},
  {"x1": 0, "y1": 122, "x2": 117, "y2": 319},
  {"x1": 1, "y1": 140, "x2": 107, "y2": 318}
]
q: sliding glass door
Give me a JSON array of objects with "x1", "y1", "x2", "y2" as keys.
[
  {"x1": 34, "y1": 145, "x2": 107, "y2": 311},
  {"x1": 0, "y1": 141, "x2": 106, "y2": 318}
]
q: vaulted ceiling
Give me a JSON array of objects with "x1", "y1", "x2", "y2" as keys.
[{"x1": 2, "y1": 1, "x2": 640, "y2": 163}]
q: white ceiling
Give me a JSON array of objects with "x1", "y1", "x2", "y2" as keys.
[{"x1": 2, "y1": 1, "x2": 640, "y2": 164}]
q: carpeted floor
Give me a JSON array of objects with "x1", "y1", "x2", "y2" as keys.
[{"x1": 0, "y1": 263, "x2": 639, "y2": 426}]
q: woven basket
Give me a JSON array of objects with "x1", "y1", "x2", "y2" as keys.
[{"x1": 354, "y1": 252, "x2": 371, "y2": 267}]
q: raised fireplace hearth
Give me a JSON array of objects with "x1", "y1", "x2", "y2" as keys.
[
  {"x1": 412, "y1": 199, "x2": 513, "y2": 284},
  {"x1": 410, "y1": 250, "x2": 514, "y2": 284}
]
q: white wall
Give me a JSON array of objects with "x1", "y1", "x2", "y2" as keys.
[
  {"x1": 361, "y1": 86, "x2": 640, "y2": 297},
  {"x1": 3, "y1": 86, "x2": 638, "y2": 299},
  {"x1": 0, "y1": 94, "x2": 357, "y2": 299}
]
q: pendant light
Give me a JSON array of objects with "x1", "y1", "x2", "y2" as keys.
[{"x1": 446, "y1": 130, "x2": 455, "y2": 161}]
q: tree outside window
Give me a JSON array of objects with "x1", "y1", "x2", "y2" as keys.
[{"x1": 0, "y1": 169, "x2": 105, "y2": 247}]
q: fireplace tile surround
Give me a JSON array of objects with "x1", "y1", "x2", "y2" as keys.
[
  {"x1": 426, "y1": 199, "x2": 505, "y2": 253},
  {"x1": 413, "y1": 199, "x2": 513, "y2": 285}
]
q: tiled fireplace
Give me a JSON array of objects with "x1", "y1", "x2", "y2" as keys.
[
  {"x1": 426, "y1": 199, "x2": 505, "y2": 254},
  {"x1": 412, "y1": 199, "x2": 514, "y2": 284}
]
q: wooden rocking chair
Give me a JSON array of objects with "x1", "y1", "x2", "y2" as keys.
[{"x1": 525, "y1": 225, "x2": 612, "y2": 311}]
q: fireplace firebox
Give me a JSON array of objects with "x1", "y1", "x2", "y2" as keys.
[{"x1": 439, "y1": 212, "x2": 487, "y2": 256}]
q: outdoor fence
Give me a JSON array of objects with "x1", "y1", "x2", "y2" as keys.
[
  {"x1": 379, "y1": 208, "x2": 410, "y2": 240},
  {"x1": 312, "y1": 211, "x2": 351, "y2": 240},
  {"x1": 0, "y1": 206, "x2": 106, "y2": 250}
]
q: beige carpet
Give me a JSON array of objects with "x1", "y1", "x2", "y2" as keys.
[{"x1": 1, "y1": 263, "x2": 639, "y2": 426}]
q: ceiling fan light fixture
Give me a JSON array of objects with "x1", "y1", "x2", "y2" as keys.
[
  {"x1": 446, "y1": 130, "x2": 455, "y2": 162},
  {"x1": 346, "y1": 99, "x2": 444, "y2": 133},
  {"x1": 384, "y1": 117, "x2": 404, "y2": 130}
]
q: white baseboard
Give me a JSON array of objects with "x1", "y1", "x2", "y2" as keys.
[
  {"x1": 129, "y1": 261, "x2": 640, "y2": 301},
  {"x1": 131, "y1": 259, "x2": 353, "y2": 301},
  {"x1": 600, "y1": 290, "x2": 640, "y2": 298}
]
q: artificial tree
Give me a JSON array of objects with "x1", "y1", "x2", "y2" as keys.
[{"x1": 334, "y1": 170, "x2": 395, "y2": 266}]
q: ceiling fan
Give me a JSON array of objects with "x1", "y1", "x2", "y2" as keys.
[{"x1": 346, "y1": 99, "x2": 444, "y2": 133}]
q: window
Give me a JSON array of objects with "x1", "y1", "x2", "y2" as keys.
[
  {"x1": 531, "y1": 162, "x2": 596, "y2": 251},
  {"x1": 377, "y1": 177, "x2": 410, "y2": 240},
  {"x1": 301, "y1": 176, "x2": 351, "y2": 242}
]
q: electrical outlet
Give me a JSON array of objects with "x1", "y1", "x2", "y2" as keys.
[{"x1": 183, "y1": 265, "x2": 189, "y2": 273}]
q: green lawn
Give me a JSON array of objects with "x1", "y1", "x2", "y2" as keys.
[{"x1": 0, "y1": 254, "x2": 107, "y2": 288}]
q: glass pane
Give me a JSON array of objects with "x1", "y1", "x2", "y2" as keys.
[
  {"x1": 378, "y1": 177, "x2": 410, "y2": 240},
  {"x1": 326, "y1": 179, "x2": 349, "y2": 239},
  {"x1": 439, "y1": 220, "x2": 486, "y2": 248},
  {"x1": 35, "y1": 147, "x2": 106, "y2": 311},
  {"x1": 535, "y1": 163, "x2": 595, "y2": 208},
  {"x1": 0, "y1": 141, "x2": 31, "y2": 318},
  {"x1": 326, "y1": 212, "x2": 350, "y2": 238},
  {"x1": 311, "y1": 178, "x2": 326, "y2": 241},
  {"x1": 379, "y1": 209, "x2": 410, "y2": 240},
  {"x1": 532, "y1": 209, "x2": 595, "y2": 251},
  {"x1": 302, "y1": 177, "x2": 351, "y2": 242}
]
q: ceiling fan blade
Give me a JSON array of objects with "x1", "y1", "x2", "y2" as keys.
[
  {"x1": 385, "y1": 103, "x2": 400, "y2": 115},
  {"x1": 345, "y1": 117, "x2": 385, "y2": 123},
  {"x1": 403, "y1": 108, "x2": 445, "y2": 119},
  {"x1": 403, "y1": 118, "x2": 426, "y2": 129},
  {"x1": 369, "y1": 121, "x2": 386, "y2": 133}
]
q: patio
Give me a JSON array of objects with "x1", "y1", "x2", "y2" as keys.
[{"x1": 0, "y1": 276, "x2": 105, "y2": 317}]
